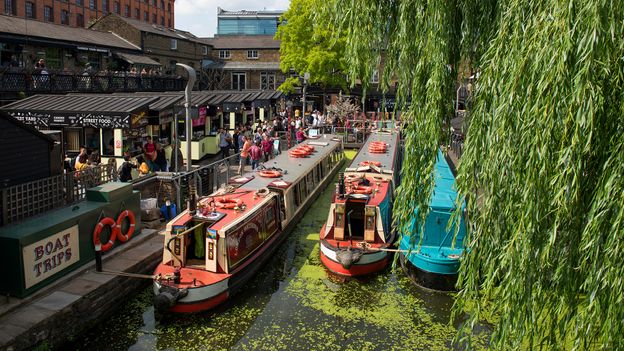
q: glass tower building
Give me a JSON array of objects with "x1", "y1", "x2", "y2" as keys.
[{"x1": 216, "y1": 8, "x2": 284, "y2": 36}]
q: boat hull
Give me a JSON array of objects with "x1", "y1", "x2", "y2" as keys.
[
  {"x1": 319, "y1": 240, "x2": 390, "y2": 276},
  {"x1": 399, "y1": 252, "x2": 459, "y2": 291}
]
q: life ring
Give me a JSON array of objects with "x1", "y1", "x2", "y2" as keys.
[
  {"x1": 216, "y1": 197, "x2": 244, "y2": 209},
  {"x1": 368, "y1": 147, "x2": 387, "y2": 154},
  {"x1": 115, "y1": 210, "x2": 136, "y2": 243},
  {"x1": 258, "y1": 170, "x2": 282, "y2": 178},
  {"x1": 350, "y1": 185, "x2": 373, "y2": 194},
  {"x1": 370, "y1": 141, "x2": 386, "y2": 147},
  {"x1": 289, "y1": 149, "x2": 309, "y2": 157},
  {"x1": 93, "y1": 217, "x2": 117, "y2": 252},
  {"x1": 300, "y1": 145, "x2": 315, "y2": 152},
  {"x1": 359, "y1": 160, "x2": 382, "y2": 167}
]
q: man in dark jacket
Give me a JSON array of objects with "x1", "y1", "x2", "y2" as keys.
[{"x1": 119, "y1": 155, "x2": 137, "y2": 182}]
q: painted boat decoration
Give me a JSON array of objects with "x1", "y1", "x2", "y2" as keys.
[
  {"x1": 399, "y1": 149, "x2": 466, "y2": 291},
  {"x1": 319, "y1": 130, "x2": 401, "y2": 276},
  {"x1": 153, "y1": 136, "x2": 344, "y2": 313}
]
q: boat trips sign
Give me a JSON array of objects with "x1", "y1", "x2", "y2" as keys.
[{"x1": 22, "y1": 225, "x2": 80, "y2": 289}]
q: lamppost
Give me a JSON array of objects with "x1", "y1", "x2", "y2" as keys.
[
  {"x1": 176, "y1": 63, "x2": 196, "y2": 173},
  {"x1": 286, "y1": 100, "x2": 293, "y2": 149},
  {"x1": 302, "y1": 72, "x2": 310, "y2": 125}
]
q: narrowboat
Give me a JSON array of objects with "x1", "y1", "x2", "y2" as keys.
[
  {"x1": 153, "y1": 135, "x2": 344, "y2": 313},
  {"x1": 399, "y1": 149, "x2": 466, "y2": 291},
  {"x1": 319, "y1": 130, "x2": 401, "y2": 276}
]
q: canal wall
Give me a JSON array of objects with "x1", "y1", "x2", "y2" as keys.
[{"x1": 0, "y1": 229, "x2": 163, "y2": 351}]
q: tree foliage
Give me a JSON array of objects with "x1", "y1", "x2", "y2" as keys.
[
  {"x1": 326, "y1": 0, "x2": 624, "y2": 349},
  {"x1": 275, "y1": 0, "x2": 348, "y2": 93}
]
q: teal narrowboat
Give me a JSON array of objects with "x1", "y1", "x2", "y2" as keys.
[{"x1": 399, "y1": 149, "x2": 466, "y2": 291}]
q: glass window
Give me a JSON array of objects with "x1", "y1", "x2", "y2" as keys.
[
  {"x1": 45, "y1": 48, "x2": 62, "y2": 69},
  {"x1": 219, "y1": 50, "x2": 230, "y2": 59},
  {"x1": 202, "y1": 46, "x2": 208, "y2": 55},
  {"x1": 160, "y1": 16, "x2": 164, "y2": 25},
  {"x1": 160, "y1": 0, "x2": 164, "y2": 9},
  {"x1": 102, "y1": 0, "x2": 108, "y2": 13},
  {"x1": 87, "y1": 52, "x2": 101, "y2": 71},
  {"x1": 66, "y1": 129, "x2": 81, "y2": 153},
  {"x1": 218, "y1": 18, "x2": 279, "y2": 36},
  {"x1": 134, "y1": 8, "x2": 139, "y2": 19},
  {"x1": 124, "y1": 4, "x2": 129, "y2": 17},
  {"x1": 61, "y1": 10, "x2": 69, "y2": 25},
  {"x1": 170, "y1": 39, "x2": 177, "y2": 50},
  {"x1": 89, "y1": 0, "x2": 96, "y2": 10},
  {"x1": 114, "y1": 1, "x2": 120, "y2": 14},
  {"x1": 260, "y1": 72, "x2": 275, "y2": 90},
  {"x1": 143, "y1": 11, "x2": 148, "y2": 22},
  {"x1": 44, "y1": 6, "x2": 53, "y2": 22},
  {"x1": 152, "y1": 13, "x2": 156, "y2": 23},
  {"x1": 231, "y1": 72, "x2": 245, "y2": 90},
  {"x1": 25, "y1": 2, "x2": 35, "y2": 18},
  {"x1": 4, "y1": 0, "x2": 16, "y2": 15},
  {"x1": 247, "y1": 50, "x2": 258, "y2": 59},
  {"x1": 76, "y1": 0, "x2": 83, "y2": 6},
  {"x1": 167, "y1": 2, "x2": 171, "y2": 12},
  {"x1": 102, "y1": 129, "x2": 115, "y2": 156}
]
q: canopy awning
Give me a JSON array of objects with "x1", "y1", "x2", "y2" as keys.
[{"x1": 115, "y1": 52, "x2": 162, "y2": 66}]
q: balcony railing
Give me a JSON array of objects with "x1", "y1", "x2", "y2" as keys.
[{"x1": 0, "y1": 71, "x2": 186, "y2": 94}]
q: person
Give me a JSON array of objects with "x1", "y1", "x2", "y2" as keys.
[
  {"x1": 232, "y1": 128, "x2": 240, "y2": 156},
  {"x1": 218, "y1": 128, "x2": 232, "y2": 159},
  {"x1": 254, "y1": 127, "x2": 263, "y2": 144},
  {"x1": 262, "y1": 134, "x2": 273, "y2": 162},
  {"x1": 88, "y1": 151, "x2": 100, "y2": 165},
  {"x1": 154, "y1": 143, "x2": 168, "y2": 171},
  {"x1": 72, "y1": 146, "x2": 87, "y2": 170},
  {"x1": 74, "y1": 154, "x2": 90, "y2": 171},
  {"x1": 249, "y1": 140, "x2": 263, "y2": 170},
  {"x1": 137, "y1": 155, "x2": 149, "y2": 176},
  {"x1": 169, "y1": 142, "x2": 184, "y2": 172},
  {"x1": 238, "y1": 135, "x2": 252, "y2": 175},
  {"x1": 143, "y1": 136, "x2": 156, "y2": 170},
  {"x1": 119, "y1": 155, "x2": 137, "y2": 182},
  {"x1": 296, "y1": 127, "x2": 307, "y2": 144}
]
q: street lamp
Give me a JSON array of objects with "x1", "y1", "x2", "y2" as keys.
[
  {"x1": 176, "y1": 63, "x2": 196, "y2": 173},
  {"x1": 286, "y1": 100, "x2": 293, "y2": 149},
  {"x1": 302, "y1": 72, "x2": 310, "y2": 124}
]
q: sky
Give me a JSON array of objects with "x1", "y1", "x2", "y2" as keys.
[{"x1": 175, "y1": 0, "x2": 290, "y2": 38}]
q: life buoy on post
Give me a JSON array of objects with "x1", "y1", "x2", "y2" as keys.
[
  {"x1": 93, "y1": 217, "x2": 117, "y2": 252},
  {"x1": 115, "y1": 210, "x2": 136, "y2": 243}
]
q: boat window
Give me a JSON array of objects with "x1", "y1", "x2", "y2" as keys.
[
  {"x1": 306, "y1": 173, "x2": 314, "y2": 195},
  {"x1": 317, "y1": 163, "x2": 323, "y2": 181},
  {"x1": 293, "y1": 181, "x2": 302, "y2": 207}
]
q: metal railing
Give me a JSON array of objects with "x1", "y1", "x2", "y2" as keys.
[
  {"x1": 0, "y1": 163, "x2": 116, "y2": 227},
  {"x1": 450, "y1": 133, "x2": 464, "y2": 159},
  {"x1": 0, "y1": 71, "x2": 186, "y2": 94}
]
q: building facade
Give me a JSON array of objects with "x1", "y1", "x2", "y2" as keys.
[
  {"x1": 216, "y1": 7, "x2": 282, "y2": 36},
  {"x1": 2, "y1": 0, "x2": 175, "y2": 29},
  {"x1": 90, "y1": 14, "x2": 211, "y2": 75}
]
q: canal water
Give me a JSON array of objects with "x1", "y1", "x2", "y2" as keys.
[{"x1": 72, "y1": 151, "x2": 491, "y2": 350}]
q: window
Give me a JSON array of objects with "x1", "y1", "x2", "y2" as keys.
[
  {"x1": 4, "y1": 0, "x2": 16, "y2": 15},
  {"x1": 76, "y1": 13, "x2": 84, "y2": 27},
  {"x1": 260, "y1": 72, "x2": 276, "y2": 90},
  {"x1": 45, "y1": 48, "x2": 62, "y2": 69},
  {"x1": 25, "y1": 2, "x2": 35, "y2": 18},
  {"x1": 44, "y1": 6, "x2": 53, "y2": 22},
  {"x1": 168, "y1": 18, "x2": 171, "y2": 27},
  {"x1": 247, "y1": 50, "x2": 259, "y2": 59},
  {"x1": 134, "y1": 8, "x2": 139, "y2": 19},
  {"x1": 114, "y1": 1, "x2": 120, "y2": 14},
  {"x1": 170, "y1": 39, "x2": 177, "y2": 50},
  {"x1": 371, "y1": 70, "x2": 379, "y2": 84},
  {"x1": 102, "y1": 0, "x2": 108, "y2": 13},
  {"x1": 152, "y1": 13, "x2": 156, "y2": 23},
  {"x1": 143, "y1": 11, "x2": 148, "y2": 22},
  {"x1": 202, "y1": 46, "x2": 208, "y2": 56},
  {"x1": 87, "y1": 52, "x2": 101, "y2": 71},
  {"x1": 76, "y1": 0, "x2": 83, "y2": 6},
  {"x1": 152, "y1": 0, "x2": 156, "y2": 5},
  {"x1": 161, "y1": 16, "x2": 164, "y2": 25},
  {"x1": 89, "y1": 0, "x2": 96, "y2": 10},
  {"x1": 61, "y1": 10, "x2": 69, "y2": 25},
  {"x1": 124, "y1": 4, "x2": 129, "y2": 16},
  {"x1": 160, "y1": 0, "x2": 164, "y2": 9},
  {"x1": 231, "y1": 72, "x2": 246, "y2": 90},
  {"x1": 219, "y1": 50, "x2": 230, "y2": 59},
  {"x1": 167, "y1": 2, "x2": 171, "y2": 12}
]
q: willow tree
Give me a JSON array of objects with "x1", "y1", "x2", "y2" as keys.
[
  {"x1": 325, "y1": 0, "x2": 624, "y2": 349},
  {"x1": 275, "y1": 0, "x2": 348, "y2": 93}
]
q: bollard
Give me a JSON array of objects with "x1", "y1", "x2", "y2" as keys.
[{"x1": 95, "y1": 244, "x2": 103, "y2": 272}]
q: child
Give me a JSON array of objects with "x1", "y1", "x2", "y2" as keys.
[{"x1": 249, "y1": 140, "x2": 263, "y2": 170}]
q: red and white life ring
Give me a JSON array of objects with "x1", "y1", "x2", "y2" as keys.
[
  {"x1": 216, "y1": 197, "x2": 244, "y2": 209},
  {"x1": 289, "y1": 149, "x2": 309, "y2": 158},
  {"x1": 93, "y1": 217, "x2": 117, "y2": 252},
  {"x1": 350, "y1": 185, "x2": 373, "y2": 194},
  {"x1": 258, "y1": 170, "x2": 282, "y2": 178},
  {"x1": 359, "y1": 160, "x2": 382, "y2": 167},
  {"x1": 115, "y1": 210, "x2": 136, "y2": 243}
]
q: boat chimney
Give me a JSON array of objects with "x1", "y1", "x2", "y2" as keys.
[
  {"x1": 338, "y1": 172, "x2": 345, "y2": 198},
  {"x1": 188, "y1": 176, "x2": 197, "y2": 216}
]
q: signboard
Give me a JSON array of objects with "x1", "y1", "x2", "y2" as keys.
[
  {"x1": 10, "y1": 111, "x2": 131, "y2": 129},
  {"x1": 131, "y1": 111, "x2": 148, "y2": 129},
  {"x1": 226, "y1": 198, "x2": 277, "y2": 268},
  {"x1": 22, "y1": 225, "x2": 80, "y2": 289}
]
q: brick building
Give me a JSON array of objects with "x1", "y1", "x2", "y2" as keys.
[
  {"x1": 1, "y1": 0, "x2": 175, "y2": 29},
  {"x1": 90, "y1": 13, "x2": 211, "y2": 75}
]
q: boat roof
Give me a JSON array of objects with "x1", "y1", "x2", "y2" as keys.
[
  {"x1": 241, "y1": 135, "x2": 342, "y2": 190},
  {"x1": 350, "y1": 131, "x2": 400, "y2": 171},
  {"x1": 429, "y1": 149, "x2": 461, "y2": 211}
]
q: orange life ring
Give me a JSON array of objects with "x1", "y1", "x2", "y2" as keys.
[
  {"x1": 350, "y1": 185, "x2": 373, "y2": 194},
  {"x1": 258, "y1": 170, "x2": 282, "y2": 178},
  {"x1": 368, "y1": 147, "x2": 387, "y2": 154},
  {"x1": 93, "y1": 217, "x2": 117, "y2": 252},
  {"x1": 359, "y1": 160, "x2": 382, "y2": 167},
  {"x1": 300, "y1": 145, "x2": 315, "y2": 152},
  {"x1": 216, "y1": 197, "x2": 243, "y2": 209},
  {"x1": 289, "y1": 149, "x2": 309, "y2": 157},
  {"x1": 115, "y1": 210, "x2": 136, "y2": 243}
]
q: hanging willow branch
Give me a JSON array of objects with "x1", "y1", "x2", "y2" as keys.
[{"x1": 326, "y1": 0, "x2": 624, "y2": 349}]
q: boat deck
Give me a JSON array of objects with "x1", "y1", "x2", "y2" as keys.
[{"x1": 350, "y1": 132, "x2": 400, "y2": 171}]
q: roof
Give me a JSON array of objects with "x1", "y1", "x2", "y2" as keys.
[
  {"x1": 0, "y1": 15, "x2": 140, "y2": 51},
  {"x1": 0, "y1": 110, "x2": 54, "y2": 144},
  {"x1": 208, "y1": 61, "x2": 280, "y2": 70},
  {"x1": 202, "y1": 35, "x2": 280, "y2": 49},
  {"x1": 217, "y1": 8, "x2": 284, "y2": 17},
  {"x1": 115, "y1": 52, "x2": 161, "y2": 66},
  {"x1": 350, "y1": 131, "x2": 401, "y2": 171},
  {"x1": 2, "y1": 94, "x2": 158, "y2": 114},
  {"x1": 94, "y1": 14, "x2": 207, "y2": 44},
  {"x1": 430, "y1": 149, "x2": 461, "y2": 211}
]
